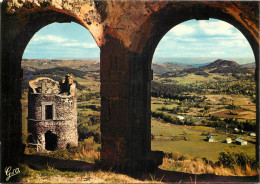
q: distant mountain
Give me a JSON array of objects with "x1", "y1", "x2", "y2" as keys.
[
  {"x1": 201, "y1": 59, "x2": 251, "y2": 74},
  {"x1": 152, "y1": 57, "x2": 255, "y2": 66},
  {"x1": 202, "y1": 59, "x2": 239, "y2": 69},
  {"x1": 161, "y1": 59, "x2": 253, "y2": 78},
  {"x1": 242, "y1": 62, "x2": 256, "y2": 69},
  {"x1": 152, "y1": 62, "x2": 192, "y2": 75},
  {"x1": 22, "y1": 59, "x2": 100, "y2": 72}
]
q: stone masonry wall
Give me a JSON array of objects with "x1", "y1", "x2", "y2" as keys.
[{"x1": 28, "y1": 76, "x2": 78, "y2": 150}]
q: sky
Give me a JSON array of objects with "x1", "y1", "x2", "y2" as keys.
[{"x1": 23, "y1": 18, "x2": 255, "y2": 64}]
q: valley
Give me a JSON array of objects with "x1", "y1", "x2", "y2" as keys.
[{"x1": 21, "y1": 58, "x2": 256, "y2": 175}]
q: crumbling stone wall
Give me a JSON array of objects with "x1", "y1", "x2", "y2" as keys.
[{"x1": 28, "y1": 75, "x2": 78, "y2": 150}]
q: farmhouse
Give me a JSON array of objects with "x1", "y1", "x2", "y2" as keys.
[
  {"x1": 250, "y1": 132, "x2": 256, "y2": 137},
  {"x1": 234, "y1": 128, "x2": 240, "y2": 133},
  {"x1": 177, "y1": 116, "x2": 185, "y2": 121},
  {"x1": 235, "y1": 138, "x2": 247, "y2": 145},
  {"x1": 224, "y1": 138, "x2": 232, "y2": 144},
  {"x1": 207, "y1": 135, "x2": 215, "y2": 142}
]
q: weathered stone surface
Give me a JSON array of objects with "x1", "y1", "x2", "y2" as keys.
[
  {"x1": 3, "y1": 1, "x2": 258, "y2": 52},
  {"x1": 1, "y1": 0, "x2": 259, "y2": 179},
  {"x1": 28, "y1": 75, "x2": 78, "y2": 150}
]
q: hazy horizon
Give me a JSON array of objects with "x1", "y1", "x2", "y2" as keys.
[{"x1": 22, "y1": 57, "x2": 255, "y2": 65}]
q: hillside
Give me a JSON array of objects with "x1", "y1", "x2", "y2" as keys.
[
  {"x1": 152, "y1": 62, "x2": 192, "y2": 75},
  {"x1": 161, "y1": 59, "x2": 254, "y2": 78},
  {"x1": 22, "y1": 59, "x2": 100, "y2": 72},
  {"x1": 202, "y1": 59, "x2": 240, "y2": 69},
  {"x1": 242, "y1": 62, "x2": 256, "y2": 69},
  {"x1": 22, "y1": 67, "x2": 88, "y2": 91}
]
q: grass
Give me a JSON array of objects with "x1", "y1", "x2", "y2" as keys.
[
  {"x1": 160, "y1": 156, "x2": 259, "y2": 176},
  {"x1": 170, "y1": 73, "x2": 230, "y2": 85},
  {"x1": 151, "y1": 119, "x2": 255, "y2": 162},
  {"x1": 19, "y1": 166, "x2": 146, "y2": 183}
]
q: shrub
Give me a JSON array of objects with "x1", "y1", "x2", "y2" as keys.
[
  {"x1": 218, "y1": 151, "x2": 257, "y2": 168},
  {"x1": 229, "y1": 110, "x2": 238, "y2": 115},
  {"x1": 226, "y1": 103, "x2": 238, "y2": 109},
  {"x1": 78, "y1": 123, "x2": 89, "y2": 140}
]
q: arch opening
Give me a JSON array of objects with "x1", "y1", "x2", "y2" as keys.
[
  {"x1": 45, "y1": 131, "x2": 58, "y2": 151},
  {"x1": 149, "y1": 18, "x2": 257, "y2": 175},
  {"x1": 21, "y1": 21, "x2": 101, "y2": 153}
]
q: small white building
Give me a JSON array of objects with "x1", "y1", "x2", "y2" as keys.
[
  {"x1": 207, "y1": 135, "x2": 215, "y2": 142},
  {"x1": 250, "y1": 132, "x2": 256, "y2": 137},
  {"x1": 224, "y1": 138, "x2": 232, "y2": 144},
  {"x1": 234, "y1": 128, "x2": 240, "y2": 133},
  {"x1": 177, "y1": 116, "x2": 185, "y2": 120},
  {"x1": 235, "y1": 138, "x2": 247, "y2": 145}
]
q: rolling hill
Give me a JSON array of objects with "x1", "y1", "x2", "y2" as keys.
[
  {"x1": 152, "y1": 62, "x2": 192, "y2": 75},
  {"x1": 161, "y1": 59, "x2": 254, "y2": 78}
]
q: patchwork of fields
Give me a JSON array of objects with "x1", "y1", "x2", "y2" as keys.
[{"x1": 21, "y1": 59, "x2": 256, "y2": 166}]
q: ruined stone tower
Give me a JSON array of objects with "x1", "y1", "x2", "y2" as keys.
[{"x1": 28, "y1": 74, "x2": 78, "y2": 151}]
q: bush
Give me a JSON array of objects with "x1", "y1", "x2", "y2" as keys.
[
  {"x1": 229, "y1": 110, "x2": 238, "y2": 115},
  {"x1": 226, "y1": 103, "x2": 238, "y2": 109},
  {"x1": 218, "y1": 151, "x2": 257, "y2": 168},
  {"x1": 78, "y1": 123, "x2": 89, "y2": 140}
]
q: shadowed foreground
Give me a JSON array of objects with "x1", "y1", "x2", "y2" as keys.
[{"x1": 21, "y1": 154, "x2": 258, "y2": 183}]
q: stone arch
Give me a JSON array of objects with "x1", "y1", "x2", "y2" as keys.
[
  {"x1": 128, "y1": 1, "x2": 259, "y2": 172},
  {"x1": 135, "y1": 2, "x2": 259, "y2": 67},
  {"x1": 1, "y1": 0, "x2": 259, "y2": 180},
  {"x1": 1, "y1": 1, "x2": 101, "y2": 177},
  {"x1": 45, "y1": 130, "x2": 58, "y2": 151}
]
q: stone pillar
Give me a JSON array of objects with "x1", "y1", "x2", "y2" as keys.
[
  {"x1": 100, "y1": 36, "x2": 130, "y2": 169},
  {"x1": 1, "y1": 19, "x2": 24, "y2": 183}
]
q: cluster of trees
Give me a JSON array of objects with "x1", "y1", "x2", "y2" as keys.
[
  {"x1": 77, "y1": 114, "x2": 101, "y2": 143},
  {"x1": 151, "y1": 81, "x2": 203, "y2": 99},
  {"x1": 226, "y1": 103, "x2": 239, "y2": 110},
  {"x1": 209, "y1": 66, "x2": 251, "y2": 75},
  {"x1": 218, "y1": 151, "x2": 257, "y2": 168},
  {"x1": 78, "y1": 92, "x2": 100, "y2": 101},
  {"x1": 158, "y1": 106, "x2": 191, "y2": 114},
  {"x1": 78, "y1": 104, "x2": 101, "y2": 111},
  {"x1": 151, "y1": 111, "x2": 195, "y2": 126},
  {"x1": 202, "y1": 117, "x2": 255, "y2": 132},
  {"x1": 201, "y1": 79, "x2": 256, "y2": 97}
]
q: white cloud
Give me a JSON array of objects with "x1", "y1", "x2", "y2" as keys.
[
  {"x1": 63, "y1": 42, "x2": 97, "y2": 48},
  {"x1": 31, "y1": 35, "x2": 67, "y2": 43},
  {"x1": 176, "y1": 37, "x2": 197, "y2": 42},
  {"x1": 210, "y1": 51, "x2": 226, "y2": 55},
  {"x1": 30, "y1": 34, "x2": 98, "y2": 49},
  {"x1": 199, "y1": 20, "x2": 234, "y2": 36},
  {"x1": 218, "y1": 39, "x2": 249, "y2": 47},
  {"x1": 170, "y1": 24, "x2": 195, "y2": 36}
]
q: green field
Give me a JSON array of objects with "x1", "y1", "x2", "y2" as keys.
[
  {"x1": 21, "y1": 59, "x2": 257, "y2": 168},
  {"x1": 151, "y1": 119, "x2": 255, "y2": 162}
]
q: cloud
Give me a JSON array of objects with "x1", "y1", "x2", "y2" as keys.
[
  {"x1": 30, "y1": 34, "x2": 98, "y2": 49},
  {"x1": 63, "y1": 42, "x2": 97, "y2": 48},
  {"x1": 199, "y1": 20, "x2": 234, "y2": 36},
  {"x1": 31, "y1": 35, "x2": 67, "y2": 43},
  {"x1": 218, "y1": 39, "x2": 249, "y2": 47},
  {"x1": 175, "y1": 38, "x2": 198, "y2": 42},
  {"x1": 170, "y1": 24, "x2": 195, "y2": 36},
  {"x1": 210, "y1": 51, "x2": 226, "y2": 55}
]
